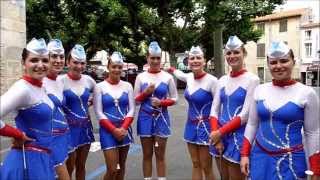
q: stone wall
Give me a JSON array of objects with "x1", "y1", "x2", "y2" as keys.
[{"x1": 0, "y1": 0, "x2": 26, "y2": 95}]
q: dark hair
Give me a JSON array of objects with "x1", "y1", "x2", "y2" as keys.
[
  {"x1": 21, "y1": 48, "x2": 30, "y2": 63},
  {"x1": 66, "y1": 51, "x2": 73, "y2": 63}
]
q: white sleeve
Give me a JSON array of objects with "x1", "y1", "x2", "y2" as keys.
[
  {"x1": 210, "y1": 81, "x2": 221, "y2": 118},
  {"x1": 167, "y1": 76, "x2": 178, "y2": 102},
  {"x1": 243, "y1": 89, "x2": 260, "y2": 144},
  {"x1": 126, "y1": 83, "x2": 135, "y2": 117},
  {"x1": 93, "y1": 85, "x2": 108, "y2": 120},
  {"x1": 303, "y1": 89, "x2": 320, "y2": 156},
  {"x1": 88, "y1": 76, "x2": 96, "y2": 92},
  {"x1": 133, "y1": 75, "x2": 142, "y2": 103},
  {"x1": 173, "y1": 69, "x2": 188, "y2": 82},
  {"x1": 238, "y1": 78, "x2": 260, "y2": 124},
  {"x1": 0, "y1": 82, "x2": 30, "y2": 121}
]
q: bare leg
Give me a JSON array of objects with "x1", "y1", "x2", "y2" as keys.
[
  {"x1": 199, "y1": 145, "x2": 215, "y2": 180},
  {"x1": 228, "y1": 160, "x2": 245, "y2": 180},
  {"x1": 116, "y1": 145, "x2": 130, "y2": 180},
  {"x1": 103, "y1": 148, "x2": 119, "y2": 180},
  {"x1": 154, "y1": 136, "x2": 167, "y2": 178},
  {"x1": 187, "y1": 143, "x2": 202, "y2": 180},
  {"x1": 140, "y1": 137, "x2": 154, "y2": 178},
  {"x1": 75, "y1": 144, "x2": 90, "y2": 180},
  {"x1": 66, "y1": 151, "x2": 76, "y2": 178},
  {"x1": 215, "y1": 157, "x2": 229, "y2": 180},
  {"x1": 55, "y1": 164, "x2": 70, "y2": 180}
]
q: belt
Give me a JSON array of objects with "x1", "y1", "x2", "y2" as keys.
[
  {"x1": 67, "y1": 118, "x2": 90, "y2": 127},
  {"x1": 189, "y1": 116, "x2": 209, "y2": 125},
  {"x1": 256, "y1": 140, "x2": 303, "y2": 156},
  {"x1": 141, "y1": 109, "x2": 161, "y2": 117},
  {"x1": 12, "y1": 144, "x2": 51, "y2": 154},
  {"x1": 52, "y1": 128, "x2": 69, "y2": 135}
]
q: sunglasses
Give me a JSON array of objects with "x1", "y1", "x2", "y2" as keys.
[{"x1": 225, "y1": 50, "x2": 240, "y2": 55}]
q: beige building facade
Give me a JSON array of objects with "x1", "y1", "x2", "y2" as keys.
[
  {"x1": 0, "y1": 0, "x2": 26, "y2": 94},
  {"x1": 243, "y1": 8, "x2": 311, "y2": 83}
]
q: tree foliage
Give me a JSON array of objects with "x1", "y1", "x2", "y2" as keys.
[{"x1": 26, "y1": 0, "x2": 283, "y2": 68}]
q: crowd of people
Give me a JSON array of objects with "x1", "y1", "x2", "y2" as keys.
[{"x1": 0, "y1": 36, "x2": 319, "y2": 180}]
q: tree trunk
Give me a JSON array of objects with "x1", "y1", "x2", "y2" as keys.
[{"x1": 213, "y1": 26, "x2": 224, "y2": 78}]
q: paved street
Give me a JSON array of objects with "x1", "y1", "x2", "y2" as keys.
[{"x1": 0, "y1": 90, "x2": 220, "y2": 180}]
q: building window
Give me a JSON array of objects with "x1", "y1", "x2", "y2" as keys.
[
  {"x1": 257, "y1": 43, "x2": 265, "y2": 57},
  {"x1": 279, "y1": 19, "x2": 287, "y2": 32},
  {"x1": 257, "y1": 23, "x2": 265, "y2": 32},
  {"x1": 305, "y1": 30, "x2": 312, "y2": 40},
  {"x1": 305, "y1": 43, "x2": 312, "y2": 57},
  {"x1": 257, "y1": 67, "x2": 264, "y2": 83}
]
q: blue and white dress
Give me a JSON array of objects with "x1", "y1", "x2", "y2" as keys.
[
  {"x1": 93, "y1": 80, "x2": 135, "y2": 150},
  {"x1": 210, "y1": 71, "x2": 259, "y2": 163},
  {"x1": 243, "y1": 82, "x2": 320, "y2": 180},
  {"x1": 43, "y1": 76, "x2": 69, "y2": 167},
  {"x1": 172, "y1": 70, "x2": 218, "y2": 145},
  {"x1": 59, "y1": 74, "x2": 96, "y2": 152},
  {"x1": 0, "y1": 77, "x2": 55, "y2": 180},
  {"x1": 134, "y1": 70, "x2": 178, "y2": 138}
]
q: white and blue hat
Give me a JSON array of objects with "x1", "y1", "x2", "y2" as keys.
[
  {"x1": 47, "y1": 39, "x2": 64, "y2": 55},
  {"x1": 26, "y1": 38, "x2": 49, "y2": 55},
  {"x1": 225, "y1": 35, "x2": 243, "y2": 50},
  {"x1": 71, "y1": 44, "x2": 86, "y2": 61},
  {"x1": 267, "y1": 41, "x2": 290, "y2": 59},
  {"x1": 188, "y1": 46, "x2": 204, "y2": 56},
  {"x1": 110, "y1": 51, "x2": 124, "y2": 65},
  {"x1": 148, "y1": 41, "x2": 162, "y2": 57}
]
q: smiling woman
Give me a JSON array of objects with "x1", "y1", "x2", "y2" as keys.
[
  {"x1": 0, "y1": 38, "x2": 55, "y2": 180},
  {"x1": 240, "y1": 41, "x2": 320, "y2": 180}
]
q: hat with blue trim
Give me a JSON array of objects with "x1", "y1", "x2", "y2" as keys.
[
  {"x1": 267, "y1": 41, "x2": 290, "y2": 59},
  {"x1": 47, "y1": 39, "x2": 64, "y2": 55},
  {"x1": 26, "y1": 38, "x2": 49, "y2": 55},
  {"x1": 188, "y1": 46, "x2": 204, "y2": 56},
  {"x1": 71, "y1": 44, "x2": 86, "y2": 61},
  {"x1": 148, "y1": 41, "x2": 162, "y2": 57},
  {"x1": 110, "y1": 51, "x2": 124, "y2": 65},
  {"x1": 225, "y1": 35, "x2": 243, "y2": 50}
]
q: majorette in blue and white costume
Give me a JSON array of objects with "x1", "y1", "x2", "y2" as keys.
[
  {"x1": 43, "y1": 39, "x2": 69, "y2": 167},
  {"x1": 0, "y1": 38, "x2": 55, "y2": 179},
  {"x1": 134, "y1": 42, "x2": 178, "y2": 138},
  {"x1": 169, "y1": 46, "x2": 218, "y2": 145},
  {"x1": 93, "y1": 52, "x2": 135, "y2": 150},
  {"x1": 209, "y1": 36, "x2": 260, "y2": 163},
  {"x1": 58, "y1": 45, "x2": 96, "y2": 152},
  {"x1": 241, "y1": 41, "x2": 320, "y2": 179}
]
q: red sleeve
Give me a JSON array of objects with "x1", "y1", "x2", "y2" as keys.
[
  {"x1": 99, "y1": 119, "x2": 116, "y2": 133},
  {"x1": 135, "y1": 92, "x2": 149, "y2": 102},
  {"x1": 167, "y1": 67, "x2": 176, "y2": 74},
  {"x1": 209, "y1": 116, "x2": 219, "y2": 132},
  {"x1": 121, "y1": 117, "x2": 134, "y2": 130},
  {"x1": 219, "y1": 116, "x2": 241, "y2": 135},
  {"x1": 160, "y1": 99, "x2": 175, "y2": 107},
  {"x1": 240, "y1": 137, "x2": 252, "y2": 157},
  {"x1": 309, "y1": 152, "x2": 320, "y2": 176},
  {"x1": 0, "y1": 124, "x2": 24, "y2": 139}
]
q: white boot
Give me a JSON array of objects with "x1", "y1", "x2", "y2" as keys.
[
  {"x1": 144, "y1": 177, "x2": 152, "y2": 180},
  {"x1": 158, "y1": 177, "x2": 166, "y2": 180}
]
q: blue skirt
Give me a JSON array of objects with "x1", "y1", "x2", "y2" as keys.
[
  {"x1": 210, "y1": 127, "x2": 245, "y2": 163},
  {"x1": 249, "y1": 143, "x2": 307, "y2": 180},
  {"x1": 99, "y1": 127, "x2": 133, "y2": 150},
  {"x1": 184, "y1": 120, "x2": 211, "y2": 145},
  {"x1": 68, "y1": 125, "x2": 94, "y2": 152},
  {"x1": 137, "y1": 110, "x2": 171, "y2": 137},
  {"x1": 51, "y1": 132, "x2": 70, "y2": 166},
  {"x1": 0, "y1": 149, "x2": 55, "y2": 180}
]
